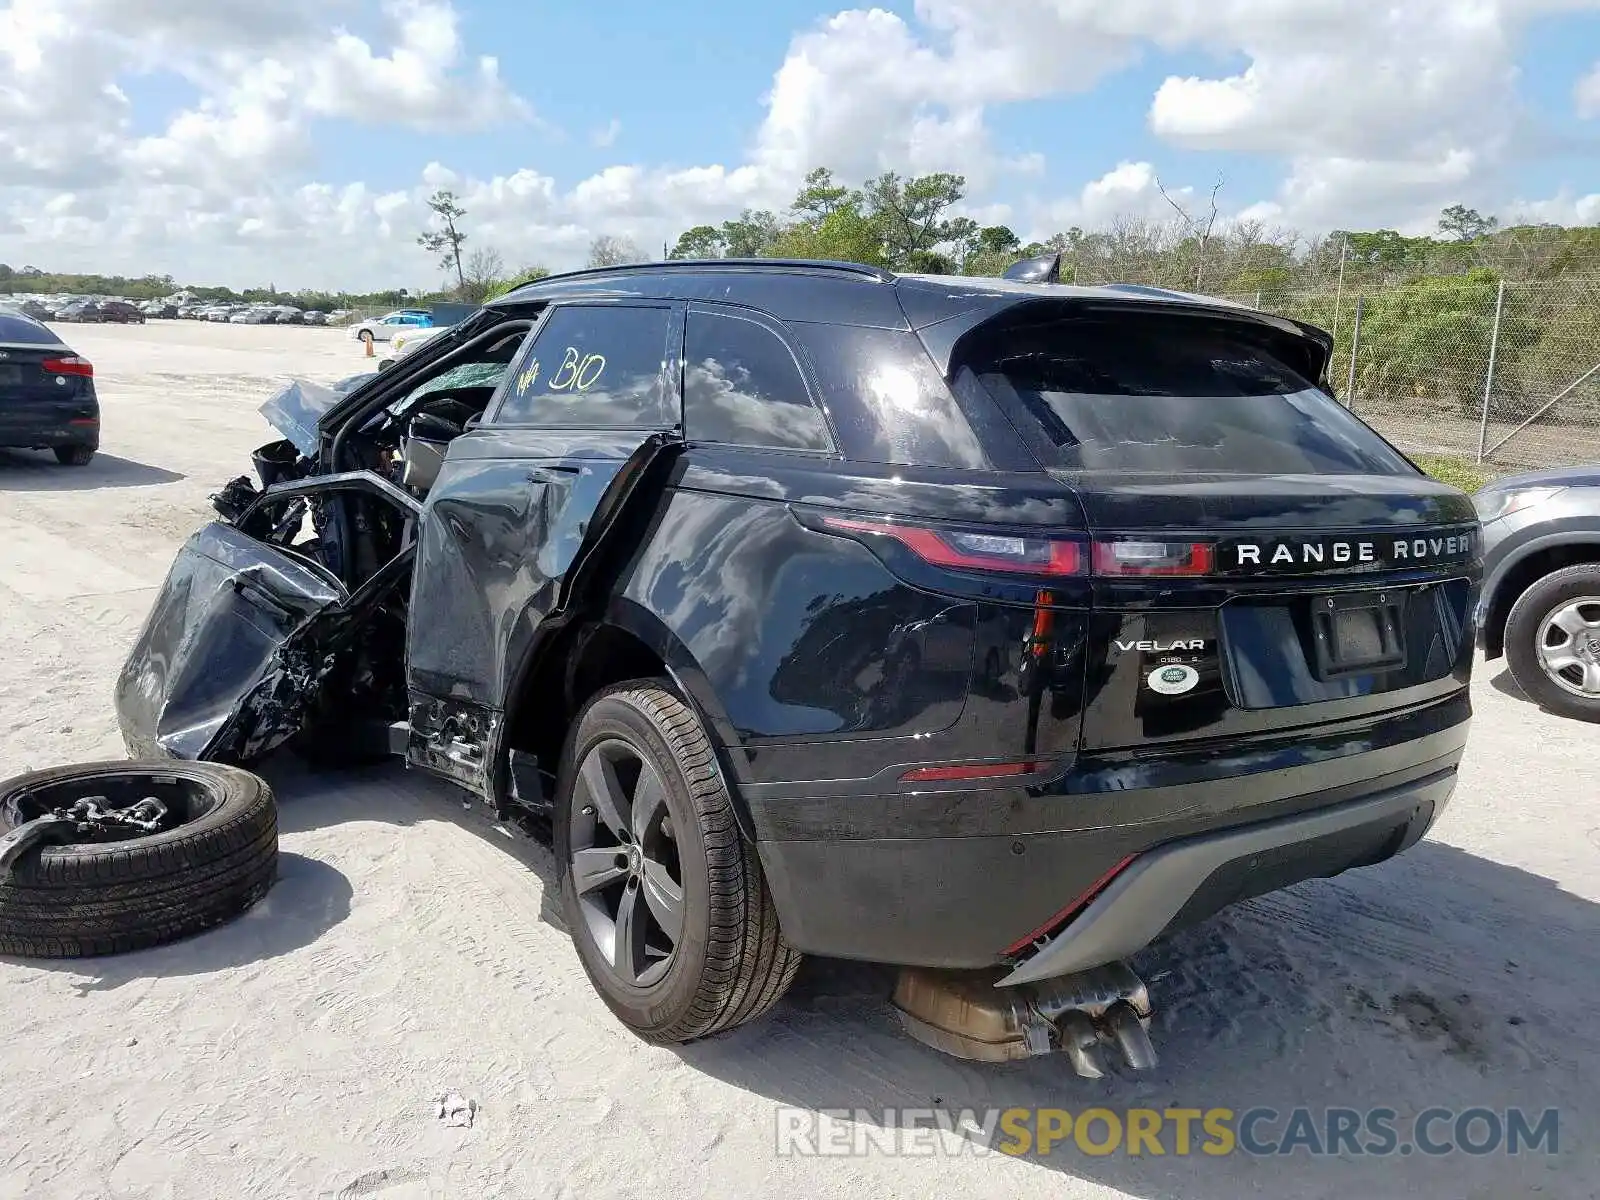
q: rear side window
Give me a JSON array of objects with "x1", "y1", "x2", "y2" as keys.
[
  {"x1": 788, "y1": 323, "x2": 990, "y2": 470},
  {"x1": 0, "y1": 313, "x2": 62, "y2": 345},
  {"x1": 494, "y1": 304, "x2": 674, "y2": 428},
  {"x1": 683, "y1": 309, "x2": 830, "y2": 451},
  {"x1": 966, "y1": 317, "x2": 1414, "y2": 475}
]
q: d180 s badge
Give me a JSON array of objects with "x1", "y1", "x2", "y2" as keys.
[{"x1": 1146, "y1": 664, "x2": 1200, "y2": 695}]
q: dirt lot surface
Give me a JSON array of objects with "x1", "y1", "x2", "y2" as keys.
[{"x1": 1, "y1": 322, "x2": 1597, "y2": 1199}]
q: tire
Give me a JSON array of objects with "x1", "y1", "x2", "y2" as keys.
[
  {"x1": 554, "y1": 682, "x2": 800, "y2": 1043},
  {"x1": 54, "y1": 446, "x2": 94, "y2": 466},
  {"x1": 359, "y1": 330, "x2": 375, "y2": 348},
  {"x1": 0, "y1": 760, "x2": 278, "y2": 957},
  {"x1": 1504, "y1": 563, "x2": 1600, "y2": 722}
]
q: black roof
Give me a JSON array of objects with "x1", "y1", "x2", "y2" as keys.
[
  {"x1": 489, "y1": 258, "x2": 1334, "y2": 374},
  {"x1": 496, "y1": 258, "x2": 1261, "y2": 321}
]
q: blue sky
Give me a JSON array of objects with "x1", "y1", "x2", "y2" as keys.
[
  {"x1": 2, "y1": 0, "x2": 1598, "y2": 289},
  {"x1": 322, "y1": 0, "x2": 1600, "y2": 225}
]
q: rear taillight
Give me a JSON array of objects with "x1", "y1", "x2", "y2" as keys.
[
  {"x1": 815, "y1": 516, "x2": 1226, "y2": 580},
  {"x1": 1092, "y1": 539, "x2": 1214, "y2": 577},
  {"x1": 42, "y1": 355, "x2": 93, "y2": 378},
  {"x1": 821, "y1": 516, "x2": 1085, "y2": 577}
]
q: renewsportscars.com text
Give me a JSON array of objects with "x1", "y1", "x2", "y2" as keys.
[{"x1": 773, "y1": 1106, "x2": 1560, "y2": 1159}]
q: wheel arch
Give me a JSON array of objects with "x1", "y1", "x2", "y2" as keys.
[
  {"x1": 1481, "y1": 534, "x2": 1600, "y2": 659},
  {"x1": 495, "y1": 596, "x2": 757, "y2": 840}
]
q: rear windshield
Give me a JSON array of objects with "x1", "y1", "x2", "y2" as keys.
[
  {"x1": 962, "y1": 317, "x2": 1414, "y2": 475},
  {"x1": 0, "y1": 313, "x2": 62, "y2": 346}
]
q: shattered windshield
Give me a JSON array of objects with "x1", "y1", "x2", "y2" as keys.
[{"x1": 396, "y1": 362, "x2": 509, "y2": 410}]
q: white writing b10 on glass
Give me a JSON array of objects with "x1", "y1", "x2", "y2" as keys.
[{"x1": 549, "y1": 347, "x2": 606, "y2": 392}]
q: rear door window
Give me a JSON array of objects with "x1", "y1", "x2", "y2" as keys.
[
  {"x1": 964, "y1": 317, "x2": 1414, "y2": 475},
  {"x1": 683, "y1": 307, "x2": 831, "y2": 451},
  {"x1": 492, "y1": 304, "x2": 675, "y2": 428}
]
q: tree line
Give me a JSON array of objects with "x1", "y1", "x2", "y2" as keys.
[
  {"x1": 7, "y1": 171, "x2": 1597, "y2": 318},
  {"x1": 662, "y1": 170, "x2": 1600, "y2": 296}
]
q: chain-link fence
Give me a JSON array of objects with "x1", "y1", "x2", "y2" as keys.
[
  {"x1": 333, "y1": 305, "x2": 389, "y2": 326},
  {"x1": 1207, "y1": 276, "x2": 1600, "y2": 473}
]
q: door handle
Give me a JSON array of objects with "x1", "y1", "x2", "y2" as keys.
[{"x1": 526, "y1": 465, "x2": 581, "y2": 485}]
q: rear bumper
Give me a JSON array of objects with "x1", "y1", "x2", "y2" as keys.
[
  {"x1": 753, "y1": 695, "x2": 1468, "y2": 970},
  {"x1": 0, "y1": 421, "x2": 98, "y2": 450},
  {"x1": 997, "y1": 768, "x2": 1451, "y2": 985}
]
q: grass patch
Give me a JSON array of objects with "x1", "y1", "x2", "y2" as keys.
[{"x1": 1412, "y1": 453, "x2": 1490, "y2": 493}]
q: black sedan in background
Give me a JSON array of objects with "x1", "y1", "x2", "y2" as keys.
[
  {"x1": 0, "y1": 310, "x2": 99, "y2": 465},
  {"x1": 100, "y1": 301, "x2": 147, "y2": 324}
]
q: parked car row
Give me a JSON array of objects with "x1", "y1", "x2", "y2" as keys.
[
  {"x1": 1, "y1": 295, "x2": 346, "y2": 327},
  {"x1": 175, "y1": 303, "x2": 332, "y2": 325},
  {"x1": 18, "y1": 299, "x2": 148, "y2": 324}
]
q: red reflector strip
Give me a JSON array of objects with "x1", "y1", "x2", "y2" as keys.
[
  {"x1": 900, "y1": 761, "x2": 1042, "y2": 783},
  {"x1": 822, "y1": 516, "x2": 1084, "y2": 577},
  {"x1": 67, "y1": 417, "x2": 99, "y2": 426},
  {"x1": 1002, "y1": 854, "x2": 1137, "y2": 956},
  {"x1": 42, "y1": 356, "x2": 93, "y2": 377},
  {"x1": 1093, "y1": 540, "x2": 1214, "y2": 577}
]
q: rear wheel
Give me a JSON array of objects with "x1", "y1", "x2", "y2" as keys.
[
  {"x1": 54, "y1": 446, "x2": 94, "y2": 466},
  {"x1": 554, "y1": 682, "x2": 800, "y2": 1043},
  {"x1": 359, "y1": 330, "x2": 375, "y2": 349},
  {"x1": 1505, "y1": 563, "x2": 1600, "y2": 722}
]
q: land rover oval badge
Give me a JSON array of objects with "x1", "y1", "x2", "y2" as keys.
[{"x1": 1147, "y1": 664, "x2": 1199, "y2": 696}]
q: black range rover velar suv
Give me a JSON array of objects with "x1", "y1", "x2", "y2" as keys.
[{"x1": 115, "y1": 257, "x2": 1479, "y2": 1068}]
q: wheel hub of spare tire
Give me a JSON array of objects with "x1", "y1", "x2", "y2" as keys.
[
  {"x1": 1536, "y1": 596, "x2": 1600, "y2": 697},
  {"x1": 568, "y1": 738, "x2": 685, "y2": 990}
]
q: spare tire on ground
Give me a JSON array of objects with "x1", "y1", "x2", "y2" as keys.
[{"x1": 0, "y1": 760, "x2": 278, "y2": 958}]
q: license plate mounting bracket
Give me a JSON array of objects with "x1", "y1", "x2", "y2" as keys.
[{"x1": 1310, "y1": 590, "x2": 1406, "y2": 678}]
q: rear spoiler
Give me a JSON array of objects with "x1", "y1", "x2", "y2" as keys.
[
  {"x1": 1002, "y1": 252, "x2": 1064, "y2": 284},
  {"x1": 987, "y1": 253, "x2": 1336, "y2": 390},
  {"x1": 914, "y1": 292, "x2": 1337, "y2": 394}
]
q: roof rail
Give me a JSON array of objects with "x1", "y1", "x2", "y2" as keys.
[{"x1": 506, "y1": 258, "x2": 896, "y2": 290}]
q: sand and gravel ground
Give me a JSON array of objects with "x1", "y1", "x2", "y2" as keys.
[{"x1": 1, "y1": 321, "x2": 1596, "y2": 1199}]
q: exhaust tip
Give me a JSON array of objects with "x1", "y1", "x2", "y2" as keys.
[{"x1": 891, "y1": 962, "x2": 1158, "y2": 1075}]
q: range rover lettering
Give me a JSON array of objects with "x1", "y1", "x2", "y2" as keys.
[{"x1": 113, "y1": 254, "x2": 1480, "y2": 1073}]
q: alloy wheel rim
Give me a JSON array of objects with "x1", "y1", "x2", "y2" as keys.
[
  {"x1": 1535, "y1": 596, "x2": 1600, "y2": 698},
  {"x1": 569, "y1": 738, "x2": 685, "y2": 988}
]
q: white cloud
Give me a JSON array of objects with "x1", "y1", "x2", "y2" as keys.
[
  {"x1": 301, "y1": 0, "x2": 527, "y2": 129},
  {"x1": 1578, "y1": 61, "x2": 1600, "y2": 117},
  {"x1": 754, "y1": 8, "x2": 989, "y2": 183},
  {"x1": 592, "y1": 118, "x2": 622, "y2": 149},
  {"x1": 0, "y1": 0, "x2": 528, "y2": 194},
  {"x1": 1506, "y1": 188, "x2": 1600, "y2": 225}
]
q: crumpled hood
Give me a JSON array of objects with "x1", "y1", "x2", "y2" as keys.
[{"x1": 258, "y1": 375, "x2": 374, "y2": 457}]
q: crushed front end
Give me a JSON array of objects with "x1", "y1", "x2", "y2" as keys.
[{"x1": 114, "y1": 374, "x2": 414, "y2": 765}]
